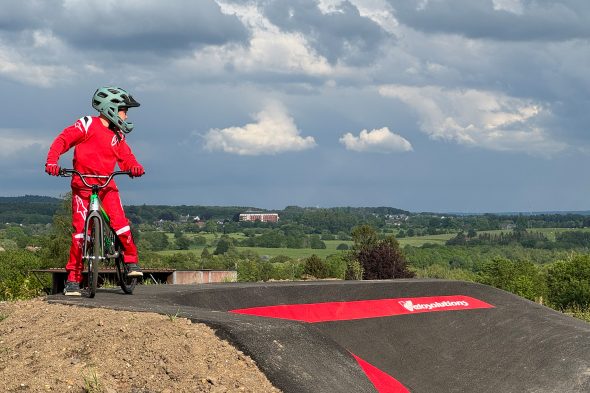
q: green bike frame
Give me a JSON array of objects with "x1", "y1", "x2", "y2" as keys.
[{"x1": 84, "y1": 193, "x2": 118, "y2": 262}]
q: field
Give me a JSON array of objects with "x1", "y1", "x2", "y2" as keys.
[
  {"x1": 155, "y1": 227, "x2": 590, "y2": 260},
  {"x1": 156, "y1": 238, "x2": 351, "y2": 259}
]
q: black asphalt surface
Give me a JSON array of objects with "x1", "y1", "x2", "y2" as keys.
[{"x1": 48, "y1": 280, "x2": 590, "y2": 393}]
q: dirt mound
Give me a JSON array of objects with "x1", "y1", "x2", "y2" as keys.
[{"x1": 0, "y1": 298, "x2": 281, "y2": 393}]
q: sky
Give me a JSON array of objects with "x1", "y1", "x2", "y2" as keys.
[{"x1": 0, "y1": 0, "x2": 589, "y2": 213}]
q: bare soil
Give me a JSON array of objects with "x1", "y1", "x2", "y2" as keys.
[{"x1": 0, "y1": 298, "x2": 281, "y2": 393}]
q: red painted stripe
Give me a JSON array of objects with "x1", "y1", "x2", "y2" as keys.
[
  {"x1": 230, "y1": 295, "x2": 494, "y2": 323},
  {"x1": 352, "y1": 353, "x2": 410, "y2": 393}
]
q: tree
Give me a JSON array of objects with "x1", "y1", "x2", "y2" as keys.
[
  {"x1": 39, "y1": 193, "x2": 72, "y2": 267},
  {"x1": 141, "y1": 231, "x2": 169, "y2": 251},
  {"x1": 309, "y1": 235, "x2": 326, "y2": 249},
  {"x1": 175, "y1": 235, "x2": 191, "y2": 250},
  {"x1": 205, "y1": 220, "x2": 218, "y2": 235},
  {"x1": 351, "y1": 224, "x2": 379, "y2": 249},
  {"x1": 193, "y1": 235, "x2": 207, "y2": 246},
  {"x1": 350, "y1": 225, "x2": 414, "y2": 280},
  {"x1": 4, "y1": 226, "x2": 28, "y2": 248},
  {"x1": 547, "y1": 254, "x2": 590, "y2": 310},
  {"x1": 214, "y1": 235, "x2": 234, "y2": 255},
  {"x1": 478, "y1": 258, "x2": 546, "y2": 302}
]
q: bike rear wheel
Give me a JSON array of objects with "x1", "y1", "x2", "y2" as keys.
[
  {"x1": 115, "y1": 242, "x2": 137, "y2": 294},
  {"x1": 87, "y1": 217, "x2": 101, "y2": 298}
]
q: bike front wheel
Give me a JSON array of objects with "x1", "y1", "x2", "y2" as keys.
[{"x1": 87, "y1": 217, "x2": 101, "y2": 298}]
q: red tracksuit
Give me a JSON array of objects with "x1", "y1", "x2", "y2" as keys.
[{"x1": 46, "y1": 116, "x2": 140, "y2": 283}]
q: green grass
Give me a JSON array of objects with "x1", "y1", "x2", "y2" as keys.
[
  {"x1": 397, "y1": 233, "x2": 455, "y2": 247},
  {"x1": 396, "y1": 227, "x2": 590, "y2": 247},
  {"x1": 157, "y1": 245, "x2": 343, "y2": 259},
  {"x1": 166, "y1": 308, "x2": 181, "y2": 322},
  {"x1": 165, "y1": 232, "x2": 247, "y2": 242},
  {"x1": 82, "y1": 368, "x2": 102, "y2": 393},
  {"x1": 156, "y1": 238, "x2": 351, "y2": 259},
  {"x1": 236, "y1": 246, "x2": 339, "y2": 259},
  {"x1": 526, "y1": 227, "x2": 590, "y2": 241}
]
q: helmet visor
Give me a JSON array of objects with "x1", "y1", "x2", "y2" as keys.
[{"x1": 122, "y1": 94, "x2": 140, "y2": 108}]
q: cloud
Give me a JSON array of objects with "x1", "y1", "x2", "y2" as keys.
[
  {"x1": 203, "y1": 103, "x2": 316, "y2": 155},
  {"x1": 0, "y1": 130, "x2": 49, "y2": 157},
  {"x1": 387, "y1": 0, "x2": 590, "y2": 41},
  {"x1": 492, "y1": 0, "x2": 524, "y2": 15},
  {"x1": 0, "y1": 43, "x2": 73, "y2": 87},
  {"x1": 1, "y1": 0, "x2": 248, "y2": 52},
  {"x1": 340, "y1": 127, "x2": 413, "y2": 153},
  {"x1": 183, "y1": 2, "x2": 339, "y2": 79},
  {"x1": 261, "y1": 0, "x2": 389, "y2": 65},
  {"x1": 379, "y1": 84, "x2": 567, "y2": 155}
]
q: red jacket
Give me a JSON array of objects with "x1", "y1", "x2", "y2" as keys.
[{"x1": 46, "y1": 116, "x2": 140, "y2": 190}]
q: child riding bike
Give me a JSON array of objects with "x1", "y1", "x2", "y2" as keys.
[{"x1": 45, "y1": 86, "x2": 145, "y2": 296}]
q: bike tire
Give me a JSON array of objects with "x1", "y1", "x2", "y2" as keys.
[
  {"x1": 87, "y1": 217, "x2": 100, "y2": 298},
  {"x1": 115, "y1": 242, "x2": 137, "y2": 294}
]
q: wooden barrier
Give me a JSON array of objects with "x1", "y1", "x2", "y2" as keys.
[{"x1": 30, "y1": 268, "x2": 237, "y2": 294}]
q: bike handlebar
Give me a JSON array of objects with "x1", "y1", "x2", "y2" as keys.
[{"x1": 59, "y1": 169, "x2": 133, "y2": 190}]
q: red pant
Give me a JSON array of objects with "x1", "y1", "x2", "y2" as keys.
[{"x1": 67, "y1": 187, "x2": 138, "y2": 283}]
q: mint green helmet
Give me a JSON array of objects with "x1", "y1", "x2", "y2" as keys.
[{"x1": 91, "y1": 86, "x2": 140, "y2": 133}]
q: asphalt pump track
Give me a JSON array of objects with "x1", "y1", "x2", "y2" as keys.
[{"x1": 48, "y1": 279, "x2": 590, "y2": 393}]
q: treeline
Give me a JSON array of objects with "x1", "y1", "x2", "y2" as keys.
[
  {"x1": 0, "y1": 195, "x2": 61, "y2": 224},
  {"x1": 446, "y1": 229, "x2": 590, "y2": 250},
  {"x1": 4, "y1": 195, "x2": 590, "y2": 235}
]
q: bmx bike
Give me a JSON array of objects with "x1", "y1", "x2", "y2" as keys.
[{"x1": 60, "y1": 169, "x2": 138, "y2": 298}]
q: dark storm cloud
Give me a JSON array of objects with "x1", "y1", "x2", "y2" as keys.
[
  {"x1": 262, "y1": 0, "x2": 388, "y2": 64},
  {"x1": 0, "y1": 0, "x2": 248, "y2": 51},
  {"x1": 388, "y1": 0, "x2": 590, "y2": 41},
  {"x1": 0, "y1": 0, "x2": 61, "y2": 31}
]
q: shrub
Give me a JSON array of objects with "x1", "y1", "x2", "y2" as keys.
[
  {"x1": 309, "y1": 236, "x2": 326, "y2": 249},
  {"x1": 0, "y1": 239, "x2": 18, "y2": 251},
  {"x1": 344, "y1": 259, "x2": 363, "y2": 280},
  {"x1": 214, "y1": 235, "x2": 234, "y2": 255},
  {"x1": 303, "y1": 254, "x2": 329, "y2": 279},
  {"x1": 413, "y1": 264, "x2": 478, "y2": 281},
  {"x1": 163, "y1": 252, "x2": 200, "y2": 270},
  {"x1": 269, "y1": 255, "x2": 292, "y2": 264},
  {"x1": 336, "y1": 243, "x2": 349, "y2": 250},
  {"x1": 0, "y1": 250, "x2": 44, "y2": 300},
  {"x1": 175, "y1": 235, "x2": 191, "y2": 250},
  {"x1": 273, "y1": 261, "x2": 303, "y2": 280},
  {"x1": 325, "y1": 254, "x2": 347, "y2": 279},
  {"x1": 259, "y1": 261, "x2": 274, "y2": 282},
  {"x1": 477, "y1": 258, "x2": 546, "y2": 302},
  {"x1": 141, "y1": 231, "x2": 169, "y2": 251},
  {"x1": 547, "y1": 254, "x2": 590, "y2": 310},
  {"x1": 193, "y1": 235, "x2": 207, "y2": 246},
  {"x1": 350, "y1": 225, "x2": 414, "y2": 280},
  {"x1": 237, "y1": 260, "x2": 260, "y2": 282}
]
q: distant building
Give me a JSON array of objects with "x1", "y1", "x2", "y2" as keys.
[
  {"x1": 385, "y1": 214, "x2": 409, "y2": 226},
  {"x1": 239, "y1": 212, "x2": 279, "y2": 223}
]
